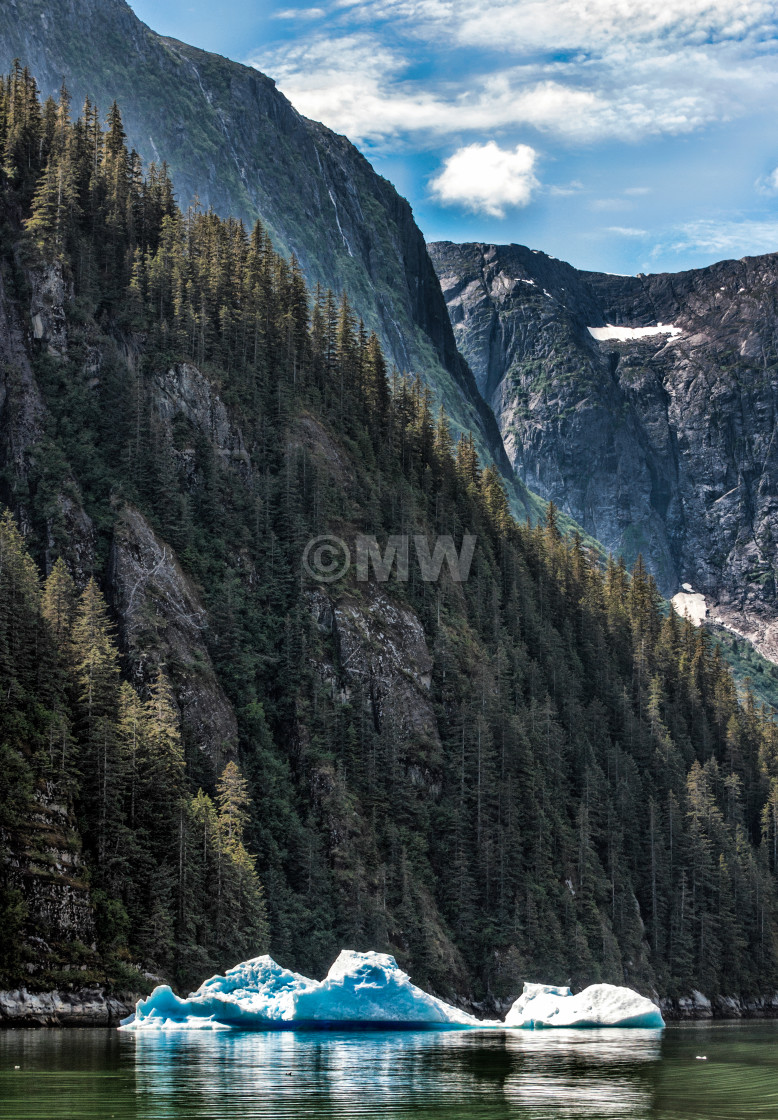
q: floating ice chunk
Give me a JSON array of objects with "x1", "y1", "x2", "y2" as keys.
[
  {"x1": 587, "y1": 324, "x2": 682, "y2": 341},
  {"x1": 504, "y1": 982, "x2": 664, "y2": 1030},
  {"x1": 120, "y1": 956, "x2": 316, "y2": 1030},
  {"x1": 293, "y1": 951, "x2": 489, "y2": 1024},
  {"x1": 121, "y1": 950, "x2": 494, "y2": 1031}
]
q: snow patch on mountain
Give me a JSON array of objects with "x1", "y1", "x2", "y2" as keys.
[
  {"x1": 587, "y1": 324, "x2": 682, "y2": 341},
  {"x1": 672, "y1": 586, "x2": 707, "y2": 626}
]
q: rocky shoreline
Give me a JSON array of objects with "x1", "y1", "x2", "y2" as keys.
[
  {"x1": 0, "y1": 988, "x2": 138, "y2": 1027},
  {"x1": 659, "y1": 991, "x2": 778, "y2": 1022},
  {"x1": 3, "y1": 986, "x2": 778, "y2": 1027}
]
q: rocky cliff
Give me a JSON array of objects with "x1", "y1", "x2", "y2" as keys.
[
  {"x1": 0, "y1": 0, "x2": 521, "y2": 508},
  {"x1": 429, "y1": 241, "x2": 778, "y2": 661}
]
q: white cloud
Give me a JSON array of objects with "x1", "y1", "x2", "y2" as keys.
[
  {"x1": 429, "y1": 142, "x2": 539, "y2": 217},
  {"x1": 590, "y1": 198, "x2": 632, "y2": 212},
  {"x1": 549, "y1": 179, "x2": 584, "y2": 196},
  {"x1": 246, "y1": 0, "x2": 778, "y2": 164},
  {"x1": 255, "y1": 37, "x2": 616, "y2": 143},
  {"x1": 755, "y1": 167, "x2": 778, "y2": 194},
  {"x1": 273, "y1": 7, "x2": 325, "y2": 18},
  {"x1": 662, "y1": 218, "x2": 778, "y2": 256},
  {"x1": 254, "y1": 35, "x2": 739, "y2": 144},
  {"x1": 455, "y1": 0, "x2": 776, "y2": 54},
  {"x1": 608, "y1": 227, "x2": 648, "y2": 237}
]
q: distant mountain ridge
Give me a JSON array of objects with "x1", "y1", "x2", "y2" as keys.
[
  {"x1": 429, "y1": 240, "x2": 778, "y2": 661},
  {"x1": 0, "y1": 0, "x2": 524, "y2": 506}
]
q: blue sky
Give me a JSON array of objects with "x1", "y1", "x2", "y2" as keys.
[{"x1": 127, "y1": 0, "x2": 778, "y2": 275}]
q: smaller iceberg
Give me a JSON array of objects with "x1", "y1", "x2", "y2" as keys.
[
  {"x1": 121, "y1": 950, "x2": 494, "y2": 1031},
  {"x1": 505, "y1": 982, "x2": 664, "y2": 1030}
]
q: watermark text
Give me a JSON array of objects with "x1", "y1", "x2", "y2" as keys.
[{"x1": 302, "y1": 534, "x2": 476, "y2": 584}]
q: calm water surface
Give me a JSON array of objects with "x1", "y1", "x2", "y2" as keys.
[{"x1": 1, "y1": 1022, "x2": 777, "y2": 1119}]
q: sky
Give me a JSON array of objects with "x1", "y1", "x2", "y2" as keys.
[{"x1": 126, "y1": 0, "x2": 778, "y2": 276}]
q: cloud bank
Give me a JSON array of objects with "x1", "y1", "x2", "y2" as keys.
[{"x1": 250, "y1": 0, "x2": 778, "y2": 147}]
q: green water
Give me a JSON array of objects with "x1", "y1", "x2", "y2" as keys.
[{"x1": 1, "y1": 1022, "x2": 777, "y2": 1119}]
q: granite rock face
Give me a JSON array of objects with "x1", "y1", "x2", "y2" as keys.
[
  {"x1": 6, "y1": 782, "x2": 94, "y2": 946},
  {"x1": 0, "y1": 986, "x2": 134, "y2": 1026},
  {"x1": 0, "y1": 265, "x2": 45, "y2": 519},
  {"x1": 308, "y1": 586, "x2": 439, "y2": 748},
  {"x1": 29, "y1": 261, "x2": 69, "y2": 358},
  {"x1": 430, "y1": 241, "x2": 778, "y2": 660},
  {"x1": 110, "y1": 506, "x2": 239, "y2": 773}
]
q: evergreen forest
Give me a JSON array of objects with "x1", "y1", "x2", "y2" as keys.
[{"x1": 2, "y1": 65, "x2": 778, "y2": 1006}]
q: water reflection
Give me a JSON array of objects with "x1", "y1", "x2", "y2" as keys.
[
  {"x1": 503, "y1": 1030, "x2": 661, "y2": 1118},
  {"x1": 131, "y1": 1027, "x2": 662, "y2": 1118},
  {"x1": 4, "y1": 1022, "x2": 778, "y2": 1119}
]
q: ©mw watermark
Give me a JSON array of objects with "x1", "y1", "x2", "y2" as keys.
[{"x1": 302, "y1": 534, "x2": 477, "y2": 584}]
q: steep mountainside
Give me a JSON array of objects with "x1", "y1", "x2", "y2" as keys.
[
  {"x1": 0, "y1": 0, "x2": 522, "y2": 509},
  {"x1": 4, "y1": 74, "x2": 778, "y2": 1013},
  {"x1": 429, "y1": 241, "x2": 778, "y2": 661}
]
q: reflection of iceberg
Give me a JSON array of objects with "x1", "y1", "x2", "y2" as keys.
[
  {"x1": 121, "y1": 950, "x2": 494, "y2": 1030},
  {"x1": 128, "y1": 1027, "x2": 662, "y2": 1119},
  {"x1": 505, "y1": 983, "x2": 664, "y2": 1029},
  {"x1": 504, "y1": 1028, "x2": 661, "y2": 1117}
]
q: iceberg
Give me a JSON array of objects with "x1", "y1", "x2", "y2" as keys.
[
  {"x1": 120, "y1": 950, "x2": 494, "y2": 1031},
  {"x1": 504, "y1": 982, "x2": 664, "y2": 1030},
  {"x1": 120, "y1": 949, "x2": 662, "y2": 1033}
]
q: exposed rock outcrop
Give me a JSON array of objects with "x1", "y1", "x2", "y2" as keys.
[
  {"x1": 6, "y1": 781, "x2": 94, "y2": 948},
  {"x1": 430, "y1": 241, "x2": 778, "y2": 660},
  {"x1": 660, "y1": 991, "x2": 778, "y2": 1020},
  {"x1": 308, "y1": 586, "x2": 440, "y2": 749},
  {"x1": 43, "y1": 495, "x2": 95, "y2": 588},
  {"x1": 110, "y1": 506, "x2": 238, "y2": 771},
  {"x1": 0, "y1": 266, "x2": 45, "y2": 515},
  {"x1": 152, "y1": 361, "x2": 252, "y2": 480},
  {"x1": 0, "y1": 257, "x2": 95, "y2": 579},
  {"x1": 0, "y1": 987, "x2": 134, "y2": 1026},
  {"x1": 29, "y1": 261, "x2": 69, "y2": 357}
]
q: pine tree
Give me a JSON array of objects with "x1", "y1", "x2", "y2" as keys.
[
  {"x1": 217, "y1": 760, "x2": 251, "y2": 849},
  {"x1": 71, "y1": 579, "x2": 121, "y2": 865}
]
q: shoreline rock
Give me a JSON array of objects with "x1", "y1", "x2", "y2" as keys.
[
  {"x1": 660, "y1": 991, "x2": 778, "y2": 1021},
  {"x1": 0, "y1": 988, "x2": 139, "y2": 1027}
]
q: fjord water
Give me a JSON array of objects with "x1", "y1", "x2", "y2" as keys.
[{"x1": 2, "y1": 1023, "x2": 778, "y2": 1119}]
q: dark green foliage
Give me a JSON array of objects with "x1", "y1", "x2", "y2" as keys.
[
  {"x1": 1, "y1": 73, "x2": 778, "y2": 1003},
  {"x1": 0, "y1": 510, "x2": 268, "y2": 988},
  {"x1": 713, "y1": 626, "x2": 778, "y2": 714}
]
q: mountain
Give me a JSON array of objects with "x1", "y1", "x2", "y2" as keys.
[
  {"x1": 429, "y1": 241, "x2": 778, "y2": 662},
  {"x1": 2, "y1": 71, "x2": 778, "y2": 1019},
  {"x1": 0, "y1": 0, "x2": 525, "y2": 511}
]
